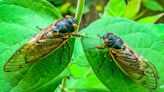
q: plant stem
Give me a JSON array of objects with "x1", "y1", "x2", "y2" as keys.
[
  {"x1": 75, "y1": 0, "x2": 85, "y2": 33},
  {"x1": 61, "y1": 77, "x2": 67, "y2": 92}
]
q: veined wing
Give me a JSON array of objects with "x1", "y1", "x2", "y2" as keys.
[
  {"x1": 4, "y1": 25, "x2": 69, "y2": 72},
  {"x1": 109, "y1": 46, "x2": 159, "y2": 89}
]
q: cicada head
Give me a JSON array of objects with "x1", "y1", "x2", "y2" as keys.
[
  {"x1": 103, "y1": 32, "x2": 124, "y2": 49},
  {"x1": 54, "y1": 15, "x2": 78, "y2": 33}
]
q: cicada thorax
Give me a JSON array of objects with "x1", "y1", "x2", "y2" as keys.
[
  {"x1": 103, "y1": 32, "x2": 159, "y2": 89},
  {"x1": 4, "y1": 16, "x2": 78, "y2": 72}
]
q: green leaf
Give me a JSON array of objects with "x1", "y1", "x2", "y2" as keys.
[
  {"x1": 143, "y1": 23, "x2": 164, "y2": 41},
  {"x1": 80, "y1": 17, "x2": 164, "y2": 92},
  {"x1": 70, "y1": 38, "x2": 109, "y2": 91},
  {"x1": 143, "y1": 0, "x2": 164, "y2": 11},
  {"x1": 153, "y1": 24, "x2": 164, "y2": 41},
  {"x1": 68, "y1": 64, "x2": 89, "y2": 78},
  {"x1": 57, "y1": 2, "x2": 71, "y2": 14},
  {"x1": 124, "y1": 0, "x2": 141, "y2": 19},
  {"x1": 137, "y1": 13, "x2": 164, "y2": 23},
  {"x1": 66, "y1": 73, "x2": 110, "y2": 92},
  {"x1": 0, "y1": 0, "x2": 73, "y2": 92},
  {"x1": 72, "y1": 38, "x2": 89, "y2": 66},
  {"x1": 48, "y1": 0, "x2": 65, "y2": 5},
  {"x1": 103, "y1": 0, "x2": 126, "y2": 17},
  {"x1": 32, "y1": 69, "x2": 70, "y2": 92}
]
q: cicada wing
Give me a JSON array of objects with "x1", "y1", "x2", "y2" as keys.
[
  {"x1": 109, "y1": 47, "x2": 159, "y2": 89},
  {"x1": 138, "y1": 60, "x2": 159, "y2": 89},
  {"x1": 4, "y1": 37, "x2": 68, "y2": 72}
]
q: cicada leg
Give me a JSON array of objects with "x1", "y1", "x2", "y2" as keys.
[
  {"x1": 94, "y1": 46, "x2": 109, "y2": 73},
  {"x1": 96, "y1": 46, "x2": 106, "y2": 50},
  {"x1": 72, "y1": 33, "x2": 86, "y2": 37},
  {"x1": 36, "y1": 26, "x2": 43, "y2": 30},
  {"x1": 85, "y1": 46, "x2": 112, "y2": 73},
  {"x1": 58, "y1": 45, "x2": 64, "y2": 64},
  {"x1": 59, "y1": 42, "x2": 71, "y2": 64},
  {"x1": 66, "y1": 42, "x2": 71, "y2": 60},
  {"x1": 84, "y1": 46, "x2": 106, "y2": 51},
  {"x1": 97, "y1": 34, "x2": 103, "y2": 39},
  {"x1": 97, "y1": 53, "x2": 115, "y2": 74},
  {"x1": 97, "y1": 52, "x2": 110, "y2": 73},
  {"x1": 94, "y1": 46, "x2": 115, "y2": 74}
]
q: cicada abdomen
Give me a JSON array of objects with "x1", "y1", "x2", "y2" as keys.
[
  {"x1": 102, "y1": 32, "x2": 159, "y2": 89},
  {"x1": 4, "y1": 15, "x2": 78, "y2": 72}
]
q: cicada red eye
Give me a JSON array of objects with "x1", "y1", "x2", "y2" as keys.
[{"x1": 104, "y1": 39, "x2": 109, "y2": 45}]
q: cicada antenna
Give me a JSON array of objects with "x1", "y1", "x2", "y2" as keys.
[
  {"x1": 36, "y1": 26, "x2": 43, "y2": 30},
  {"x1": 97, "y1": 34, "x2": 103, "y2": 39}
]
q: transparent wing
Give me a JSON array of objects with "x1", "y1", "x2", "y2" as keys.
[
  {"x1": 4, "y1": 31, "x2": 68, "y2": 72},
  {"x1": 109, "y1": 46, "x2": 159, "y2": 89}
]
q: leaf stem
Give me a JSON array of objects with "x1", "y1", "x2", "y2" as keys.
[
  {"x1": 75, "y1": 0, "x2": 85, "y2": 33},
  {"x1": 61, "y1": 77, "x2": 67, "y2": 92}
]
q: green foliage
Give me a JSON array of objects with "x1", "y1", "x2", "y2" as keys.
[
  {"x1": 137, "y1": 13, "x2": 164, "y2": 23},
  {"x1": 48, "y1": 0, "x2": 65, "y2": 5},
  {"x1": 104, "y1": 0, "x2": 164, "y2": 23},
  {"x1": 66, "y1": 64, "x2": 109, "y2": 92},
  {"x1": 80, "y1": 17, "x2": 164, "y2": 92},
  {"x1": 143, "y1": 23, "x2": 164, "y2": 41},
  {"x1": 154, "y1": 24, "x2": 164, "y2": 41},
  {"x1": 124, "y1": 0, "x2": 141, "y2": 19},
  {"x1": 104, "y1": 0, "x2": 126, "y2": 17},
  {"x1": 143, "y1": 0, "x2": 164, "y2": 11},
  {"x1": 71, "y1": 38, "x2": 88, "y2": 66}
]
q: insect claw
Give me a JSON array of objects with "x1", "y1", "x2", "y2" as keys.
[
  {"x1": 104, "y1": 53, "x2": 108, "y2": 57},
  {"x1": 109, "y1": 59, "x2": 113, "y2": 62}
]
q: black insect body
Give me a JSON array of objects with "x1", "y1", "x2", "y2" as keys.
[{"x1": 103, "y1": 32, "x2": 124, "y2": 49}]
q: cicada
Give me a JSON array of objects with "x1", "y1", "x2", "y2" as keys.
[
  {"x1": 96, "y1": 32, "x2": 159, "y2": 89},
  {"x1": 4, "y1": 15, "x2": 79, "y2": 72}
]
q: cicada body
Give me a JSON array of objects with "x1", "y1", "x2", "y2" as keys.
[
  {"x1": 4, "y1": 16, "x2": 78, "y2": 72},
  {"x1": 102, "y1": 32, "x2": 159, "y2": 89}
]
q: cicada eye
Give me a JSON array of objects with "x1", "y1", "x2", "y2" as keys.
[
  {"x1": 66, "y1": 16, "x2": 77, "y2": 25},
  {"x1": 109, "y1": 32, "x2": 113, "y2": 35},
  {"x1": 104, "y1": 39, "x2": 109, "y2": 44},
  {"x1": 54, "y1": 16, "x2": 78, "y2": 33}
]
